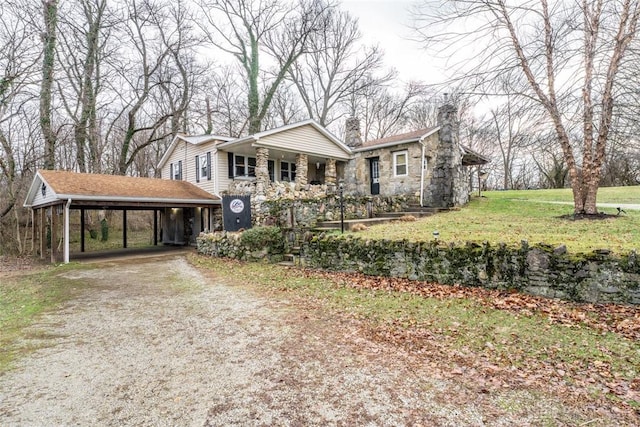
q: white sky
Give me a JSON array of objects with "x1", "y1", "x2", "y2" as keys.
[{"x1": 341, "y1": 0, "x2": 449, "y2": 86}]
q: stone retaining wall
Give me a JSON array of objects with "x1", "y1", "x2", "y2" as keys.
[
  {"x1": 302, "y1": 236, "x2": 640, "y2": 305},
  {"x1": 197, "y1": 231, "x2": 640, "y2": 305}
]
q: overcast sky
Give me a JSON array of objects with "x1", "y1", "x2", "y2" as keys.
[{"x1": 341, "y1": 0, "x2": 447, "y2": 86}]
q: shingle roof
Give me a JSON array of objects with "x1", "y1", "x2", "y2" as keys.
[
  {"x1": 360, "y1": 127, "x2": 438, "y2": 148},
  {"x1": 37, "y1": 170, "x2": 218, "y2": 202}
]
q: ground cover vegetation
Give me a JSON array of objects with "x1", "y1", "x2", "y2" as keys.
[
  {"x1": 0, "y1": 264, "x2": 88, "y2": 372},
  {"x1": 192, "y1": 255, "x2": 640, "y2": 422},
  {"x1": 357, "y1": 187, "x2": 640, "y2": 254}
]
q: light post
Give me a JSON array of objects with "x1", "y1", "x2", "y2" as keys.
[
  {"x1": 339, "y1": 179, "x2": 345, "y2": 234},
  {"x1": 478, "y1": 170, "x2": 489, "y2": 197}
]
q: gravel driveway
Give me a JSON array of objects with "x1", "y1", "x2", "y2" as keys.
[{"x1": 0, "y1": 254, "x2": 597, "y2": 426}]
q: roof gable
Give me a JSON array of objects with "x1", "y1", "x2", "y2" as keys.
[
  {"x1": 157, "y1": 133, "x2": 233, "y2": 170},
  {"x1": 355, "y1": 127, "x2": 439, "y2": 151},
  {"x1": 219, "y1": 119, "x2": 352, "y2": 160}
]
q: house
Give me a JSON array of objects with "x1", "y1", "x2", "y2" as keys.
[
  {"x1": 24, "y1": 103, "x2": 488, "y2": 263},
  {"x1": 157, "y1": 103, "x2": 488, "y2": 209},
  {"x1": 158, "y1": 119, "x2": 353, "y2": 201},
  {"x1": 344, "y1": 104, "x2": 489, "y2": 207}
]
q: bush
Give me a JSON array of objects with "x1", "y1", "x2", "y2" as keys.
[{"x1": 240, "y1": 226, "x2": 284, "y2": 254}]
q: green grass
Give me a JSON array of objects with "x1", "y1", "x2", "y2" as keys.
[
  {"x1": 0, "y1": 265, "x2": 90, "y2": 372},
  {"x1": 192, "y1": 256, "x2": 640, "y2": 406},
  {"x1": 356, "y1": 187, "x2": 640, "y2": 254}
]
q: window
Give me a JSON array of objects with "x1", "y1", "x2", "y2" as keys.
[
  {"x1": 234, "y1": 155, "x2": 256, "y2": 178},
  {"x1": 393, "y1": 151, "x2": 408, "y2": 177},
  {"x1": 196, "y1": 153, "x2": 210, "y2": 182},
  {"x1": 171, "y1": 161, "x2": 182, "y2": 180},
  {"x1": 280, "y1": 161, "x2": 297, "y2": 182}
]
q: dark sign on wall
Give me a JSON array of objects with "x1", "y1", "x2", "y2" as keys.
[{"x1": 222, "y1": 195, "x2": 252, "y2": 231}]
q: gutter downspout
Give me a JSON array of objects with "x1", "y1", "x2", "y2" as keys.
[
  {"x1": 419, "y1": 138, "x2": 426, "y2": 207},
  {"x1": 64, "y1": 198, "x2": 72, "y2": 264}
]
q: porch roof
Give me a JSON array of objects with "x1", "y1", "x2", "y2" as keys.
[{"x1": 24, "y1": 170, "x2": 220, "y2": 209}]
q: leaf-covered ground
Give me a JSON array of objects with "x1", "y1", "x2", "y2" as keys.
[
  {"x1": 304, "y1": 269, "x2": 640, "y2": 418},
  {"x1": 200, "y1": 254, "x2": 640, "y2": 422}
]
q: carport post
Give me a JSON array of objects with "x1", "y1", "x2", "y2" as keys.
[
  {"x1": 80, "y1": 208, "x2": 85, "y2": 252},
  {"x1": 153, "y1": 209, "x2": 158, "y2": 246},
  {"x1": 39, "y1": 208, "x2": 46, "y2": 259},
  {"x1": 123, "y1": 209, "x2": 127, "y2": 249},
  {"x1": 50, "y1": 205, "x2": 57, "y2": 263}
]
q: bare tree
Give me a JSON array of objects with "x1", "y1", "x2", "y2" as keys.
[
  {"x1": 56, "y1": 0, "x2": 111, "y2": 173},
  {"x1": 40, "y1": 0, "x2": 58, "y2": 170},
  {"x1": 287, "y1": 9, "x2": 389, "y2": 127},
  {"x1": 197, "y1": 0, "x2": 335, "y2": 134},
  {"x1": 414, "y1": 0, "x2": 640, "y2": 214}
]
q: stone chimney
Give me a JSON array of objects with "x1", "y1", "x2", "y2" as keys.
[
  {"x1": 344, "y1": 117, "x2": 362, "y2": 148},
  {"x1": 424, "y1": 102, "x2": 468, "y2": 208}
]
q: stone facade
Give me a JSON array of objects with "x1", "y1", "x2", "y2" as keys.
[
  {"x1": 344, "y1": 117, "x2": 362, "y2": 148},
  {"x1": 423, "y1": 104, "x2": 469, "y2": 207},
  {"x1": 295, "y1": 153, "x2": 308, "y2": 186},
  {"x1": 345, "y1": 141, "x2": 428, "y2": 198}
]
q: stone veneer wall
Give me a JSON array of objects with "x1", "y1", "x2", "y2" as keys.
[
  {"x1": 301, "y1": 236, "x2": 640, "y2": 305},
  {"x1": 196, "y1": 230, "x2": 640, "y2": 305}
]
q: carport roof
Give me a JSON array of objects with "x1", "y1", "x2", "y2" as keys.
[{"x1": 25, "y1": 170, "x2": 220, "y2": 209}]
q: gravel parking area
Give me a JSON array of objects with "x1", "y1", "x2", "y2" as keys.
[{"x1": 0, "y1": 254, "x2": 604, "y2": 426}]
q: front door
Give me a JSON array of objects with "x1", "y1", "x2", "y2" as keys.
[{"x1": 369, "y1": 157, "x2": 380, "y2": 195}]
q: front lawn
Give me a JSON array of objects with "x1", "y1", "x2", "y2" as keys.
[{"x1": 356, "y1": 187, "x2": 640, "y2": 254}]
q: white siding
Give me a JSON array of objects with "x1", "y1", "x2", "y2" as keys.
[
  {"x1": 161, "y1": 140, "x2": 218, "y2": 195},
  {"x1": 256, "y1": 125, "x2": 350, "y2": 160},
  {"x1": 32, "y1": 176, "x2": 59, "y2": 206},
  {"x1": 217, "y1": 151, "x2": 231, "y2": 193}
]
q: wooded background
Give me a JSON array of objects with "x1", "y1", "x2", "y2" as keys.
[{"x1": 2, "y1": 0, "x2": 640, "y2": 253}]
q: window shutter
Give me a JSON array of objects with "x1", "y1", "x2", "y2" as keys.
[
  {"x1": 207, "y1": 152, "x2": 212, "y2": 180},
  {"x1": 178, "y1": 160, "x2": 182, "y2": 180},
  {"x1": 195, "y1": 156, "x2": 200, "y2": 183},
  {"x1": 170, "y1": 163, "x2": 174, "y2": 180},
  {"x1": 227, "y1": 152, "x2": 234, "y2": 179}
]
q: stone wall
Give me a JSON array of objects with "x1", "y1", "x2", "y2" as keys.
[
  {"x1": 254, "y1": 194, "x2": 415, "y2": 228},
  {"x1": 301, "y1": 235, "x2": 640, "y2": 305},
  {"x1": 345, "y1": 142, "x2": 425, "y2": 198}
]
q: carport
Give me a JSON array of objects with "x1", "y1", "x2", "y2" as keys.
[{"x1": 24, "y1": 170, "x2": 220, "y2": 263}]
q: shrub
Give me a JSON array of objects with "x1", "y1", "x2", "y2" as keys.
[{"x1": 240, "y1": 226, "x2": 284, "y2": 254}]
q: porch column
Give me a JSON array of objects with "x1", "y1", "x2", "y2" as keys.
[
  {"x1": 255, "y1": 147, "x2": 270, "y2": 196},
  {"x1": 295, "y1": 153, "x2": 308, "y2": 187},
  {"x1": 325, "y1": 158, "x2": 337, "y2": 185}
]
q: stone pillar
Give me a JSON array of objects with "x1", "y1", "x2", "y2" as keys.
[
  {"x1": 295, "y1": 153, "x2": 308, "y2": 187},
  {"x1": 344, "y1": 117, "x2": 362, "y2": 148},
  {"x1": 426, "y1": 103, "x2": 465, "y2": 208},
  {"x1": 255, "y1": 147, "x2": 269, "y2": 196},
  {"x1": 325, "y1": 158, "x2": 337, "y2": 185}
]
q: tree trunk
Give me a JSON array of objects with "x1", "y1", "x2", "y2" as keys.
[{"x1": 40, "y1": 0, "x2": 58, "y2": 170}]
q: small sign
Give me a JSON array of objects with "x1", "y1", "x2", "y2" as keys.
[
  {"x1": 222, "y1": 195, "x2": 252, "y2": 231},
  {"x1": 229, "y1": 199, "x2": 245, "y2": 214}
]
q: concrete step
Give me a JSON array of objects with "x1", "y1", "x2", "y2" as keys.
[
  {"x1": 316, "y1": 217, "x2": 397, "y2": 231},
  {"x1": 375, "y1": 211, "x2": 434, "y2": 218}
]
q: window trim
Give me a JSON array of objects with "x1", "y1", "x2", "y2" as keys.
[
  {"x1": 197, "y1": 153, "x2": 209, "y2": 182},
  {"x1": 393, "y1": 150, "x2": 408, "y2": 177},
  {"x1": 280, "y1": 160, "x2": 297, "y2": 182},
  {"x1": 171, "y1": 160, "x2": 182, "y2": 180},
  {"x1": 233, "y1": 154, "x2": 256, "y2": 178}
]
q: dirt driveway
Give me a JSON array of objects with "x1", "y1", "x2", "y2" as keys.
[{"x1": 0, "y1": 254, "x2": 615, "y2": 426}]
